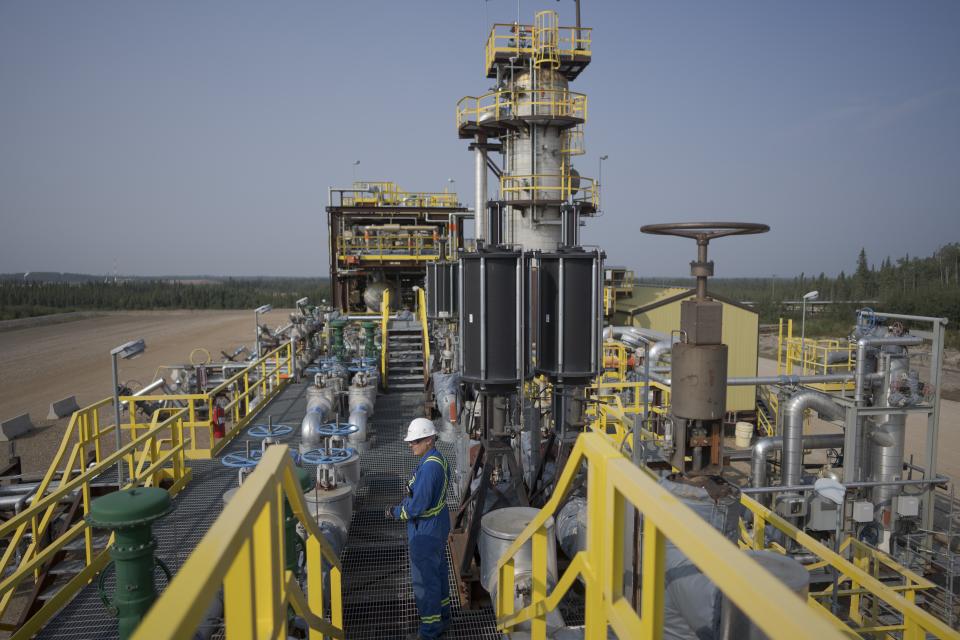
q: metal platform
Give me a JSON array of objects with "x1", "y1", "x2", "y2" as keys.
[{"x1": 38, "y1": 381, "x2": 500, "y2": 639}]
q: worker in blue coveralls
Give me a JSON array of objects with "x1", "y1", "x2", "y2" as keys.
[{"x1": 385, "y1": 417, "x2": 452, "y2": 639}]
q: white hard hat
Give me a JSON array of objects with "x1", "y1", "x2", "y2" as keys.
[{"x1": 404, "y1": 417, "x2": 437, "y2": 442}]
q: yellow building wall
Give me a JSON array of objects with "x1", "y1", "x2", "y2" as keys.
[{"x1": 623, "y1": 291, "x2": 758, "y2": 412}]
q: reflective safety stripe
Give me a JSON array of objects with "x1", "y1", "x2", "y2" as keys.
[
  {"x1": 420, "y1": 455, "x2": 449, "y2": 518},
  {"x1": 440, "y1": 597, "x2": 450, "y2": 606},
  {"x1": 421, "y1": 615, "x2": 442, "y2": 623},
  {"x1": 400, "y1": 505, "x2": 409, "y2": 520}
]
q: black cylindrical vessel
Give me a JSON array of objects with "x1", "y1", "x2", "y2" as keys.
[
  {"x1": 459, "y1": 247, "x2": 525, "y2": 389},
  {"x1": 533, "y1": 248, "x2": 603, "y2": 382},
  {"x1": 426, "y1": 261, "x2": 459, "y2": 319}
]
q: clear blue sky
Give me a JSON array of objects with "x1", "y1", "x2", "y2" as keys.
[{"x1": 1, "y1": 1, "x2": 958, "y2": 278}]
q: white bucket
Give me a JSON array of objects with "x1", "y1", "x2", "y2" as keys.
[{"x1": 735, "y1": 421, "x2": 754, "y2": 448}]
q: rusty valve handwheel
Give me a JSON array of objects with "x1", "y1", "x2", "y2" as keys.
[{"x1": 640, "y1": 221, "x2": 769, "y2": 243}]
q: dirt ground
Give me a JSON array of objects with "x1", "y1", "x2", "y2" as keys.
[
  {"x1": 0, "y1": 309, "x2": 290, "y2": 475},
  {"x1": 757, "y1": 357, "x2": 960, "y2": 482}
]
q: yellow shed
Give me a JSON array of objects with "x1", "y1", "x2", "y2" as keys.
[{"x1": 613, "y1": 285, "x2": 759, "y2": 413}]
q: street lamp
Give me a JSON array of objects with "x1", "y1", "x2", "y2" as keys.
[
  {"x1": 447, "y1": 178, "x2": 456, "y2": 204},
  {"x1": 598, "y1": 155, "x2": 608, "y2": 213},
  {"x1": 111, "y1": 338, "x2": 146, "y2": 489},
  {"x1": 352, "y1": 160, "x2": 360, "y2": 184},
  {"x1": 800, "y1": 290, "x2": 819, "y2": 371},
  {"x1": 255, "y1": 304, "x2": 272, "y2": 357}
]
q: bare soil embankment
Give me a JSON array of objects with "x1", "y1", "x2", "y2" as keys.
[{"x1": 0, "y1": 309, "x2": 289, "y2": 474}]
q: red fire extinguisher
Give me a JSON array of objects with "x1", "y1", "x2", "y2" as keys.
[{"x1": 212, "y1": 401, "x2": 226, "y2": 439}]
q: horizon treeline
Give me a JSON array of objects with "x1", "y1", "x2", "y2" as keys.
[
  {"x1": 640, "y1": 243, "x2": 960, "y2": 332},
  {"x1": 0, "y1": 278, "x2": 331, "y2": 320}
]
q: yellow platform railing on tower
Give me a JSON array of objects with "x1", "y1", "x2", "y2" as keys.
[
  {"x1": 133, "y1": 445, "x2": 345, "y2": 640},
  {"x1": 739, "y1": 497, "x2": 958, "y2": 639},
  {"x1": 0, "y1": 407, "x2": 191, "y2": 638},
  {"x1": 494, "y1": 432, "x2": 846, "y2": 640},
  {"x1": 484, "y1": 23, "x2": 592, "y2": 76},
  {"x1": 500, "y1": 173, "x2": 597, "y2": 207},
  {"x1": 121, "y1": 341, "x2": 295, "y2": 460},
  {"x1": 456, "y1": 89, "x2": 588, "y2": 131}
]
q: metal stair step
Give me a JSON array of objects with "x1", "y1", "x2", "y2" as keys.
[
  {"x1": 62, "y1": 533, "x2": 110, "y2": 553},
  {"x1": 49, "y1": 558, "x2": 87, "y2": 575},
  {"x1": 37, "y1": 573, "x2": 74, "y2": 601}
]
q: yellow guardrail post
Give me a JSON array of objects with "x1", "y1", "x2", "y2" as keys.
[
  {"x1": 416, "y1": 287, "x2": 431, "y2": 386},
  {"x1": 494, "y1": 434, "x2": 846, "y2": 640},
  {"x1": 134, "y1": 446, "x2": 344, "y2": 640},
  {"x1": 381, "y1": 289, "x2": 390, "y2": 387},
  {"x1": 738, "y1": 495, "x2": 958, "y2": 639},
  {"x1": 0, "y1": 407, "x2": 191, "y2": 637}
]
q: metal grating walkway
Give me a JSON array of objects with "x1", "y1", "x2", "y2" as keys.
[
  {"x1": 37, "y1": 381, "x2": 500, "y2": 639},
  {"x1": 339, "y1": 391, "x2": 499, "y2": 640}
]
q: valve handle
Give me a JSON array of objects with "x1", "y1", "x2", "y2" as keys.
[
  {"x1": 300, "y1": 447, "x2": 356, "y2": 466},
  {"x1": 221, "y1": 450, "x2": 263, "y2": 468},
  {"x1": 640, "y1": 221, "x2": 769, "y2": 243},
  {"x1": 248, "y1": 423, "x2": 293, "y2": 438}
]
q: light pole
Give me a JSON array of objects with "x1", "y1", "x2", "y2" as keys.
[
  {"x1": 598, "y1": 154, "x2": 608, "y2": 213},
  {"x1": 352, "y1": 160, "x2": 360, "y2": 184},
  {"x1": 800, "y1": 290, "x2": 819, "y2": 371},
  {"x1": 111, "y1": 339, "x2": 146, "y2": 490},
  {"x1": 448, "y1": 178, "x2": 456, "y2": 204},
  {"x1": 255, "y1": 304, "x2": 272, "y2": 357}
]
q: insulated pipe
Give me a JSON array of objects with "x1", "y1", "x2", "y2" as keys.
[
  {"x1": 854, "y1": 336, "x2": 922, "y2": 404},
  {"x1": 348, "y1": 408, "x2": 368, "y2": 443},
  {"x1": 751, "y1": 433, "x2": 845, "y2": 489},
  {"x1": 475, "y1": 136, "x2": 487, "y2": 244},
  {"x1": 646, "y1": 339, "x2": 674, "y2": 366},
  {"x1": 782, "y1": 391, "x2": 844, "y2": 487}
]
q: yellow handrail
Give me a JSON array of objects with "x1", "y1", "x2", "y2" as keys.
[
  {"x1": 494, "y1": 433, "x2": 845, "y2": 639},
  {"x1": 133, "y1": 445, "x2": 345, "y2": 640},
  {"x1": 484, "y1": 22, "x2": 592, "y2": 75},
  {"x1": 455, "y1": 88, "x2": 588, "y2": 130},
  {"x1": 500, "y1": 172, "x2": 598, "y2": 207},
  {"x1": 342, "y1": 181, "x2": 459, "y2": 208},
  {"x1": 416, "y1": 287, "x2": 431, "y2": 386},
  {"x1": 739, "y1": 496, "x2": 958, "y2": 639},
  {"x1": 0, "y1": 407, "x2": 191, "y2": 637},
  {"x1": 380, "y1": 289, "x2": 390, "y2": 386},
  {"x1": 121, "y1": 341, "x2": 295, "y2": 460}
]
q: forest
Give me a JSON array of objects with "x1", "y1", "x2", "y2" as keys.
[
  {"x1": 644, "y1": 243, "x2": 960, "y2": 346},
  {"x1": 0, "y1": 277, "x2": 330, "y2": 320}
]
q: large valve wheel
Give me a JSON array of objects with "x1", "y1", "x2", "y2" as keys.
[{"x1": 640, "y1": 221, "x2": 769, "y2": 243}]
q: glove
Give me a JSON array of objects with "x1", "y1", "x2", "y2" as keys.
[{"x1": 384, "y1": 507, "x2": 395, "y2": 520}]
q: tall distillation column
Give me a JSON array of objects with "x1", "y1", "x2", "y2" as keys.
[
  {"x1": 450, "y1": 9, "x2": 596, "y2": 607},
  {"x1": 457, "y1": 10, "x2": 596, "y2": 249}
]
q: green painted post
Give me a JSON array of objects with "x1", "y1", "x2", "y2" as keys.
[
  {"x1": 362, "y1": 321, "x2": 377, "y2": 359},
  {"x1": 88, "y1": 487, "x2": 172, "y2": 640},
  {"x1": 329, "y1": 319, "x2": 347, "y2": 359}
]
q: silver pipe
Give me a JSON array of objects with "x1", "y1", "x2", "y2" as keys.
[
  {"x1": 646, "y1": 339, "x2": 674, "y2": 366},
  {"x1": 783, "y1": 391, "x2": 844, "y2": 487},
  {"x1": 751, "y1": 433, "x2": 845, "y2": 488},
  {"x1": 475, "y1": 137, "x2": 487, "y2": 243},
  {"x1": 728, "y1": 373, "x2": 863, "y2": 386},
  {"x1": 743, "y1": 476, "x2": 948, "y2": 495},
  {"x1": 872, "y1": 355, "x2": 908, "y2": 506},
  {"x1": 854, "y1": 336, "x2": 922, "y2": 404}
]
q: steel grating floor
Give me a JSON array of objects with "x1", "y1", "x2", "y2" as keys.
[{"x1": 37, "y1": 381, "x2": 500, "y2": 639}]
